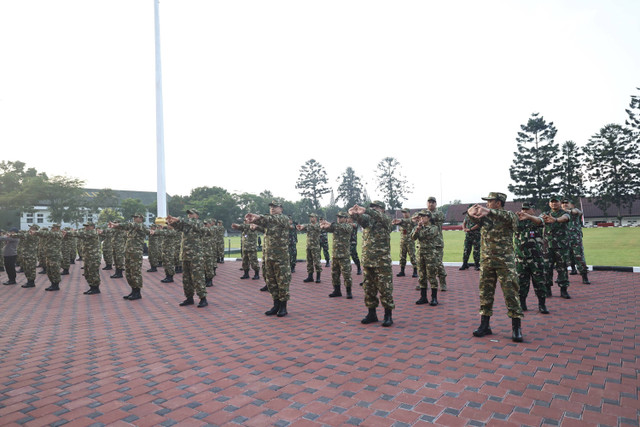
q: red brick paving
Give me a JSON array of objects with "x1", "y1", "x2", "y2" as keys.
[{"x1": 0, "y1": 261, "x2": 638, "y2": 426}]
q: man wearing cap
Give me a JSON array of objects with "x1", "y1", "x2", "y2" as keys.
[
  {"x1": 76, "y1": 222, "x2": 102, "y2": 295},
  {"x1": 109, "y1": 214, "x2": 148, "y2": 300},
  {"x1": 1, "y1": 228, "x2": 20, "y2": 285},
  {"x1": 110, "y1": 224, "x2": 126, "y2": 279},
  {"x1": 154, "y1": 224, "x2": 179, "y2": 283},
  {"x1": 146, "y1": 224, "x2": 161, "y2": 273},
  {"x1": 288, "y1": 217, "x2": 298, "y2": 273},
  {"x1": 460, "y1": 204, "x2": 481, "y2": 271},
  {"x1": 100, "y1": 226, "x2": 114, "y2": 270},
  {"x1": 296, "y1": 213, "x2": 322, "y2": 283},
  {"x1": 542, "y1": 197, "x2": 572, "y2": 299},
  {"x1": 17, "y1": 225, "x2": 39, "y2": 288},
  {"x1": 232, "y1": 218, "x2": 260, "y2": 280},
  {"x1": 427, "y1": 197, "x2": 448, "y2": 291},
  {"x1": 216, "y1": 220, "x2": 225, "y2": 264},
  {"x1": 319, "y1": 220, "x2": 331, "y2": 269},
  {"x1": 245, "y1": 199, "x2": 292, "y2": 317},
  {"x1": 348, "y1": 217, "x2": 362, "y2": 276},
  {"x1": 320, "y1": 212, "x2": 354, "y2": 299},
  {"x1": 32, "y1": 223, "x2": 64, "y2": 291},
  {"x1": 515, "y1": 203, "x2": 549, "y2": 314},
  {"x1": 349, "y1": 200, "x2": 395, "y2": 327},
  {"x1": 410, "y1": 210, "x2": 441, "y2": 306},
  {"x1": 167, "y1": 209, "x2": 208, "y2": 308},
  {"x1": 468, "y1": 192, "x2": 523, "y2": 342},
  {"x1": 561, "y1": 199, "x2": 590, "y2": 284},
  {"x1": 60, "y1": 227, "x2": 74, "y2": 276},
  {"x1": 202, "y1": 219, "x2": 218, "y2": 287},
  {"x1": 392, "y1": 209, "x2": 418, "y2": 278}
]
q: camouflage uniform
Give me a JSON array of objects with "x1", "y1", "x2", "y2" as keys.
[
  {"x1": 567, "y1": 209, "x2": 588, "y2": 275},
  {"x1": 429, "y1": 207, "x2": 448, "y2": 290},
  {"x1": 324, "y1": 219, "x2": 353, "y2": 293},
  {"x1": 515, "y1": 215, "x2": 547, "y2": 304},
  {"x1": 216, "y1": 221, "x2": 225, "y2": 263},
  {"x1": 288, "y1": 220, "x2": 298, "y2": 272},
  {"x1": 34, "y1": 227, "x2": 63, "y2": 287},
  {"x1": 397, "y1": 217, "x2": 417, "y2": 271},
  {"x1": 543, "y1": 209, "x2": 571, "y2": 291},
  {"x1": 173, "y1": 216, "x2": 207, "y2": 299},
  {"x1": 113, "y1": 221, "x2": 148, "y2": 290},
  {"x1": 461, "y1": 213, "x2": 481, "y2": 268},
  {"x1": 349, "y1": 223, "x2": 361, "y2": 274},
  {"x1": 237, "y1": 223, "x2": 259, "y2": 274},
  {"x1": 147, "y1": 226, "x2": 162, "y2": 269},
  {"x1": 112, "y1": 227, "x2": 126, "y2": 272},
  {"x1": 411, "y1": 218, "x2": 440, "y2": 290},
  {"x1": 61, "y1": 228, "x2": 74, "y2": 272},
  {"x1": 320, "y1": 228, "x2": 330, "y2": 266},
  {"x1": 18, "y1": 227, "x2": 39, "y2": 285},
  {"x1": 155, "y1": 227, "x2": 179, "y2": 278},
  {"x1": 0, "y1": 239, "x2": 4, "y2": 271},
  {"x1": 253, "y1": 213, "x2": 291, "y2": 302},
  {"x1": 37, "y1": 235, "x2": 46, "y2": 272},
  {"x1": 101, "y1": 227, "x2": 114, "y2": 267},
  {"x1": 300, "y1": 220, "x2": 322, "y2": 275},
  {"x1": 76, "y1": 228, "x2": 101, "y2": 290}
]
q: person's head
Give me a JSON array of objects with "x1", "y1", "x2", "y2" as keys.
[
  {"x1": 549, "y1": 197, "x2": 561, "y2": 211},
  {"x1": 337, "y1": 212, "x2": 348, "y2": 223},
  {"x1": 369, "y1": 200, "x2": 385, "y2": 213},
  {"x1": 132, "y1": 213, "x2": 144, "y2": 223},
  {"x1": 427, "y1": 196, "x2": 437, "y2": 211},
  {"x1": 521, "y1": 202, "x2": 532, "y2": 212},
  {"x1": 561, "y1": 198, "x2": 574, "y2": 210},
  {"x1": 83, "y1": 222, "x2": 96, "y2": 230},
  {"x1": 269, "y1": 199, "x2": 283, "y2": 215},
  {"x1": 481, "y1": 192, "x2": 506, "y2": 209},
  {"x1": 309, "y1": 213, "x2": 318, "y2": 224},
  {"x1": 401, "y1": 208, "x2": 410, "y2": 218},
  {"x1": 51, "y1": 223, "x2": 61, "y2": 231},
  {"x1": 186, "y1": 209, "x2": 199, "y2": 219}
]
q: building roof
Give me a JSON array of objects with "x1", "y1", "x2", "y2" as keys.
[
  {"x1": 82, "y1": 188, "x2": 168, "y2": 206},
  {"x1": 580, "y1": 197, "x2": 640, "y2": 218}
]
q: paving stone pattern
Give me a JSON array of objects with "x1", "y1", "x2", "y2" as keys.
[{"x1": 0, "y1": 261, "x2": 638, "y2": 426}]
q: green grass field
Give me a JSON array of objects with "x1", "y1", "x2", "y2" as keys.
[{"x1": 223, "y1": 227, "x2": 640, "y2": 267}]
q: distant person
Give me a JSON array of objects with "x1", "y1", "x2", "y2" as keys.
[
  {"x1": 409, "y1": 211, "x2": 440, "y2": 306},
  {"x1": 562, "y1": 198, "x2": 590, "y2": 284},
  {"x1": 515, "y1": 203, "x2": 549, "y2": 314},
  {"x1": 109, "y1": 214, "x2": 148, "y2": 301},
  {"x1": 427, "y1": 197, "x2": 448, "y2": 291},
  {"x1": 1, "y1": 228, "x2": 20, "y2": 285},
  {"x1": 76, "y1": 222, "x2": 102, "y2": 295},
  {"x1": 296, "y1": 213, "x2": 322, "y2": 283},
  {"x1": 320, "y1": 212, "x2": 354, "y2": 299},
  {"x1": 542, "y1": 197, "x2": 572, "y2": 299},
  {"x1": 460, "y1": 204, "x2": 481, "y2": 271},
  {"x1": 231, "y1": 218, "x2": 260, "y2": 280},
  {"x1": 394, "y1": 208, "x2": 418, "y2": 278}
]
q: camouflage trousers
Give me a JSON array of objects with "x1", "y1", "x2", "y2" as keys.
[
  {"x1": 113, "y1": 248, "x2": 125, "y2": 270},
  {"x1": 516, "y1": 256, "x2": 546, "y2": 300},
  {"x1": 183, "y1": 258, "x2": 206, "y2": 298},
  {"x1": 289, "y1": 244, "x2": 297, "y2": 271},
  {"x1": 546, "y1": 247, "x2": 569, "y2": 288},
  {"x1": 399, "y1": 238, "x2": 417, "y2": 268},
  {"x1": 83, "y1": 256, "x2": 101, "y2": 287},
  {"x1": 203, "y1": 255, "x2": 216, "y2": 280},
  {"x1": 435, "y1": 246, "x2": 447, "y2": 290},
  {"x1": 417, "y1": 250, "x2": 439, "y2": 289},
  {"x1": 149, "y1": 247, "x2": 162, "y2": 268},
  {"x1": 321, "y1": 241, "x2": 330, "y2": 263},
  {"x1": 124, "y1": 251, "x2": 143, "y2": 289},
  {"x1": 103, "y1": 245, "x2": 113, "y2": 265},
  {"x1": 331, "y1": 257, "x2": 352, "y2": 289},
  {"x1": 242, "y1": 250, "x2": 259, "y2": 272},
  {"x1": 462, "y1": 232, "x2": 481, "y2": 266},
  {"x1": 22, "y1": 254, "x2": 37, "y2": 281},
  {"x1": 350, "y1": 244, "x2": 361, "y2": 269},
  {"x1": 162, "y1": 248, "x2": 177, "y2": 276},
  {"x1": 569, "y1": 236, "x2": 588, "y2": 275},
  {"x1": 362, "y1": 264, "x2": 395, "y2": 310},
  {"x1": 265, "y1": 258, "x2": 291, "y2": 302},
  {"x1": 306, "y1": 246, "x2": 322, "y2": 274},
  {"x1": 45, "y1": 256, "x2": 62, "y2": 284},
  {"x1": 61, "y1": 244, "x2": 72, "y2": 270},
  {"x1": 478, "y1": 258, "x2": 523, "y2": 319}
]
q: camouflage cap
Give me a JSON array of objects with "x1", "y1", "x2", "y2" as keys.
[
  {"x1": 186, "y1": 209, "x2": 199, "y2": 215},
  {"x1": 561, "y1": 197, "x2": 573, "y2": 203},
  {"x1": 63, "y1": 227, "x2": 71, "y2": 230},
  {"x1": 308, "y1": 213, "x2": 318, "y2": 218},
  {"x1": 269, "y1": 199, "x2": 283, "y2": 207},
  {"x1": 481, "y1": 192, "x2": 507, "y2": 203},
  {"x1": 549, "y1": 196, "x2": 560, "y2": 202},
  {"x1": 29, "y1": 224, "x2": 40, "y2": 230},
  {"x1": 417, "y1": 209, "x2": 431, "y2": 217},
  {"x1": 51, "y1": 223, "x2": 61, "y2": 228},
  {"x1": 83, "y1": 222, "x2": 96, "y2": 227},
  {"x1": 370, "y1": 200, "x2": 386, "y2": 210},
  {"x1": 337, "y1": 211, "x2": 348, "y2": 218},
  {"x1": 132, "y1": 213, "x2": 145, "y2": 218},
  {"x1": 401, "y1": 208, "x2": 410, "y2": 213},
  {"x1": 427, "y1": 196, "x2": 437, "y2": 203},
  {"x1": 521, "y1": 202, "x2": 533, "y2": 209}
]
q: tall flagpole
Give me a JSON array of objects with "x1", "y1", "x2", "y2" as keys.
[{"x1": 154, "y1": 0, "x2": 167, "y2": 219}]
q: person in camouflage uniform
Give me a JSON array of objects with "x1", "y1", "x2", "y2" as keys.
[
  {"x1": 246, "y1": 199, "x2": 292, "y2": 317},
  {"x1": 254, "y1": 222, "x2": 269, "y2": 292},
  {"x1": 232, "y1": 219, "x2": 260, "y2": 280},
  {"x1": 394, "y1": 209, "x2": 418, "y2": 278},
  {"x1": 100, "y1": 226, "x2": 114, "y2": 270},
  {"x1": 427, "y1": 197, "x2": 448, "y2": 291},
  {"x1": 110, "y1": 225, "x2": 126, "y2": 278},
  {"x1": 542, "y1": 197, "x2": 572, "y2": 299},
  {"x1": 18, "y1": 224, "x2": 40, "y2": 288},
  {"x1": 562, "y1": 199, "x2": 590, "y2": 284},
  {"x1": 201, "y1": 219, "x2": 217, "y2": 287},
  {"x1": 32, "y1": 223, "x2": 64, "y2": 291},
  {"x1": 147, "y1": 224, "x2": 161, "y2": 272},
  {"x1": 216, "y1": 220, "x2": 225, "y2": 263},
  {"x1": 319, "y1": 221, "x2": 331, "y2": 268},
  {"x1": 109, "y1": 213, "x2": 148, "y2": 300},
  {"x1": 37, "y1": 232, "x2": 47, "y2": 274},
  {"x1": 407, "y1": 210, "x2": 440, "y2": 306},
  {"x1": 320, "y1": 212, "x2": 354, "y2": 299},
  {"x1": 69, "y1": 230, "x2": 77, "y2": 264},
  {"x1": 76, "y1": 222, "x2": 102, "y2": 295},
  {"x1": 296, "y1": 213, "x2": 322, "y2": 283},
  {"x1": 288, "y1": 217, "x2": 298, "y2": 273},
  {"x1": 460, "y1": 205, "x2": 481, "y2": 270},
  {"x1": 515, "y1": 203, "x2": 549, "y2": 314},
  {"x1": 154, "y1": 224, "x2": 179, "y2": 283},
  {"x1": 60, "y1": 227, "x2": 74, "y2": 276},
  {"x1": 349, "y1": 200, "x2": 395, "y2": 327},
  {"x1": 348, "y1": 218, "x2": 362, "y2": 275},
  {"x1": 168, "y1": 209, "x2": 208, "y2": 308},
  {"x1": 468, "y1": 192, "x2": 523, "y2": 343}
]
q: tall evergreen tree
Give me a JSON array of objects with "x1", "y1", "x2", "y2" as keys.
[
  {"x1": 336, "y1": 167, "x2": 363, "y2": 208},
  {"x1": 583, "y1": 123, "x2": 640, "y2": 224},
  {"x1": 375, "y1": 157, "x2": 412, "y2": 210},
  {"x1": 295, "y1": 159, "x2": 330, "y2": 211},
  {"x1": 558, "y1": 141, "x2": 586, "y2": 198},
  {"x1": 625, "y1": 87, "x2": 640, "y2": 137},
  {"x1": 508, "y1": 113, "x2": 560, "y2": 209}
]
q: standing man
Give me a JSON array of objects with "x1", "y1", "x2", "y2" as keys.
[
  {"x1": 408, "y1": 211, "x2": 440, "y2": 306},
  {"x1": 232, "y1": 218, "x2": 260, "y2": 280},
  {"x1": 288, "y1": 216, "x2": 298, "y2": 273},
  {"x1": 395, "y1": 209, "x2": 418, "y2": 278},
  {"x1": 319, "y1": 220, "x2": 331, "y2": 268},
  {"x1": 348, "y1": 218, "x2": 362, "y2": 275},
  {"x1": 468, "y1": 192, "x2": 523, "y2": 342},
  {"x1": 245, "y1": 199, "x2": 292, "y2": 317},
  {"x1": 109, "y1": 213, "x2": 148, "y2": 301},
  {"x1": 427, "y1": 197, "x2": 448, "y2": 291},
  {"x1": 76, "y1": 222, "x2": 102, "y2": 295},
  {"x1": 296, "y1": 213, "x2": 322, "y2": 283},
  {"x1": 1, "y1": 228, "x2": 20, "y2": 285},
  {"x1": 147, "y1": 224, "x2": 161, "y2": 272},
  {"x1": 18, "y1": 225, "x2": 39, "y2": 288},
  {"x1": 542, "y1": 197, "x2": 572, "y2": 299},
  {"x1": 202, "y1": 219, "x2": 217, "y2": 287},
  {"x1": 33, "y1": 223, "x2": 64, "y2": 291},
  {"x1": 110, "y1": 225, "x2": 126, "y2": 279},
  {"x1": 562, "y1": 198, "x2": 590, "y2": 284},
  {"x1": 515, "y1": 203, "x2": 549, "y2": 314},
  {"x1": 60, "y1": 227, "x2": 74, "y2": 275},
  {"x1": 101, "y1": 226, "x2": 114, "y2": 270},
  {"x1": 460, "y1": 205, "x2": 481, "y2": 271},
  {"x1": 155, "y1": 224, "x2": 179, "y2": 283},
  {"x1": 349, "y1": 201, "x2": 395, "y2": 327},
  {"x1": 320, "y1": 212, "x2": 354, "y2": 299},
  {"x1": 216, "y1": 220, "x2": 225, "y2": 264}
]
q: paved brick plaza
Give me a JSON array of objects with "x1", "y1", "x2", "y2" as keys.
[{"x1": 0, "y1": 261, "x2": 638, "y2": 427}]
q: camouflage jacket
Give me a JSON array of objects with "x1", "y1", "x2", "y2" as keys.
[
  {"x1": 543, "y1": 210, "x2": 570, "y2": 249},
  {"x1": 76, "y1": 230, "x2": 101, "y2": 262},
  {"x1": 477, "y1": 208, "x2": 517, "y2": 262},
  {"x1": 201, "y1": 227, "x2": 216, "y2": 257},
  {"x1": 17, "y1": 231, "x2": 39, "y2": 254},
  {"x1": 397, "y1": 218, "x2": 415, "y2": 242},
  {"x1": 236, "y1": 224, "x2": 258, "y2": 252},
  {"x1": 288, "y1": 224, "x2": 298, "y2": 247},
  {"x1": 254, "y1": 214, "x2": 289, "y2": 262},
  {"x1": 115, "y1": 222, "x2": 148, "y2": 255},
  {"x1": 324, "y1": 222, "x2": 352, "y2": 259},
  {"x1": 514, "y1": 218, "x2": 544, "y2": 260},
  {"x1": 112, "y1": 227, "x2": 126, "y2": 250},
  {"x1": 154, "y1": 229, "x2": 180, "y2": 253},
  {"x1": 351, "y1": 208, "x2": 392, "y2": 268},
  {"x1": 350, "y1": 223, "x2": 358, "y2": 246},
  {"x1": 100, "y1": 228, "x2": 114, "y2": 252},
  {"x1": 463, "y1": 214, "x2": 481, "y2": 235},
  {"x1": 411, "y1": 223, "x2": 439, "y2": 255},
  {"x1": 428, "y1": 209, "x2": 445, "y2": 247},
  {"x1": 34, "y1": 229, "x2": 63, "y2": 260},
  {"x1": 300, "y1": 223, "x2": 321, "y2": 248},
  {"x1": 172, "y1": 217, "x2": 204, "y2": 260},
  {"x1": 568, "y1": 210, "x2": 584, "y2": 239}
]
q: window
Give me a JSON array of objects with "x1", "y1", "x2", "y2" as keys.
[
  {"x1": 37, "y1": 213, "x2": 44, "y2": 224},
  {"x1": 26, "y1": 213, "x2": 33, "y2": 224}
]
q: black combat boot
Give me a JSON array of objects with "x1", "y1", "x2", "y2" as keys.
[
  {"x1": 382, "y1": 308, "x2": 393, "y2": 327},
  {"x1": 473, "y1": 315, "x2": 492, "y2": 337},
  {"x1": 415, "y1": 288, "x2": 429, "y2": 305},
  {"x1": 179, "y1": 296, "x2": 194, "y2": 306},
  {"x1": 315, "y1": 272, "x2": 321, "y2": 283},
  {"x1": 102, "y1": 264, "x2": 112, "y2": 270},
  {"x1": 252, "y1": 270, "x2": 260, "y2": 280},
  {"x1": 83, "y1": 287, "x2": 92, "y2": 294},
  {"x1": 291, "y1": 264, "x2": 296, "y2": 273},
  {"x1": 22, "y1": 280, "x2": 35, "y2": 288},
  {"x1": 546, "y1": 285, "x2": 552, "y2": 297},
  {"x1": 581, "y1": 272, "x2": 591, "y2": 284},
  {"x1": 197, "y1": 297, "x2": 208, "y2": 308},
  {"x1": 45, "y1": 282, "x2": 60, "y2": 291},
  {"x1": 325, "y1": 260, "x2": 330, "y2": 268},
  {"x1": 265, "y1": 300, "x2": 280, "y2": 315},
  {"x1": 520, "y1": 296, "x2": 528, "y2": 311},
  {"x1": 205, "y1": 278, "x2": 213, "y2": 287},
  {"x1": 538, "y1": 296, "x2": 549, "y2": 314},
  {"x1": 86, "y1": 286, "x2": 101, "y2": 295},
  {"x1": 512, "y1": 318, "x2": 523, "y2": 342},
  {"x1": 147, "y1": 266, "x2": 157, "y2": 272},
  {"x1": 110, "y1": 269, "x2": 123, "y2": 279},
  {"x1": 240, "y1": 270, "x2": 250, "y2": 279},
  {"x1": 356, "y1": 264, "x2": 362, "y2": 275},
  {"x1": 570, "y1": 265, "x2": 578, "y2": 275},
  {"x1": 560, "y1": 287, "x2": 571, "y2": 299},
  {"x1": 60, "y1": 268, "x2": 69, "y2": 276},
  {"x1": 3, "y1": 280, "x2": 17, "y2": 285},
  {"x1": 303, "y1": 273, "x2": 314, "y2": 283},
  {"x1": 396, "y1": 266, "x2": 406, "y2": 277},
  {"x1": 412, "y1": 267, "x2": 418, "y2": 278},
  {"x1": 346, "y1": 287, "x2": 353, "y2": 299},
  {"x1": 474, "y1": 263, "x2": 480, "y2": 271},
  {"x1": 161, "y1": 275, "x2": 174, "y2": 283},
  {"x1": 429, "y1": 288, "x2": 439, "y2": 306},
  {"x1": 128, "y1": 288, "x2": 142, "y2": 300},
  {"x1": 459, "y1": 263, "x2": 469, "y2": 270},
  {"x1": 277, "y1": 301, "x2": 288, "y2": 317},
  {"x1": 69, "y1": 259, "x2": 75, "y2": 265},
  {"x1": 329, "y1": 285, "x2": 342, "y2": 297},
  {"x1": 260, "y1": 285, "x2": 268, "y2": 292},
  {"x1": 39, "y1": 268, "x2": 46, "y2": 274},
  {"x1": 123, "y1": 289, "x2": 134, "y2": 299},
  {"x1": 361, "y1": 307, "x2": 378, "y2": 324}
]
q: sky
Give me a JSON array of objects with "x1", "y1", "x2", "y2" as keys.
[{"x1": 1, "y1": 0, "x2": 639, "y2": 209}]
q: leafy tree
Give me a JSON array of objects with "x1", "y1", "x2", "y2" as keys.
[
  {"x1": 0, "y1": 161, "x2": 48, "y2": 211},
  {"x1": 188, "y1": 186, "x2": 240, "y2": 227},
  {"x1": 236, "y1": 191, "x2": 272, "y2": 216},
  {"x1": 583, "y1": 123, "x2": 640, "y2": 225},
  {"x1": 98, "y1": 208, "x2": 124, "y2": 225},
  {"x1": 87, "y1": 188, "x2": 120, "y2": 216},
  {"x1": 508, "y1": 113, "x2": 561, "y2": 209},
  {"x1": 336, "y1": 167, "x2": 363, "y2": 208},
  {"x1": 120, "y1": 198, "x2": 148, "y2": 220},
  {"x1": 167, "y1": 195, "x2": 189, "y2": 217},
  {"x1": 295, "y1": 159, "x2": 330, "y2": 211},
  {"x1": 625, "y1": 87, "x2": 640, "y2": 136},
  {"x1": 374, "y1": 157, "x2": 412, "y2": 210},
  {"x1": 558, "y1": 141, "x2": 587, "y2": 198},
  {"x1": 43, "y1": 176, "x2": 86, "y2": 224}
]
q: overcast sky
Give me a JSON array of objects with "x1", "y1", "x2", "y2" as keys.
[{"x1": 1, "y1": 0, "x2": 638, "y2": 209}]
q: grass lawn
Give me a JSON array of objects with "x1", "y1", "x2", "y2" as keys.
[{"x1": 223, "y1": 227, "x2": 640, "y2": 267}]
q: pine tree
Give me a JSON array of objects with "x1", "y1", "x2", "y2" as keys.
[
  {"x1": 375, "y1": 157, "x2": 412, "y2": 210},
  {"x1": 295, "y1": 159, "x2": 330, "y2": 211},
  {"x1": 558, "y1": 141, "x2": 586, "y2": 198},
  {"x1": 336, "y1": 167, "x2": 363, "y2": 208}
]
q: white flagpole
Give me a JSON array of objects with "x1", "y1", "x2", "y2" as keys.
[{"x1": 154, "y1": 0, "x2": 167, "y2": 219}]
